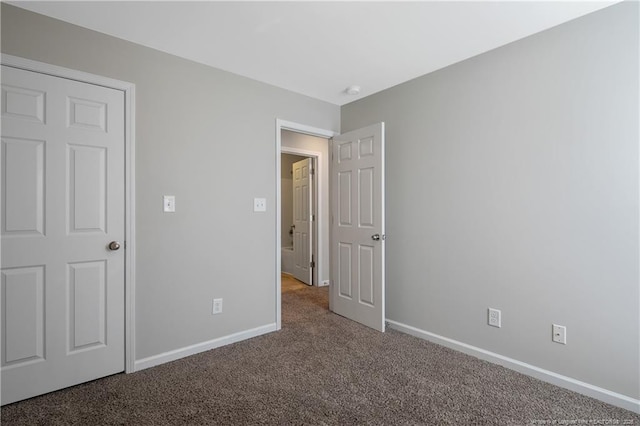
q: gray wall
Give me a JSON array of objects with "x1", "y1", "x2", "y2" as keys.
[
  {"x1": 1, "y1": 4, "x2": 340, "y2": 360},
  {"x1": 281, "y1": 153, "x2": 306, "y2": 247},
  {"x1": 342, "y1": 2, "x2": 639, "y2": 399}
]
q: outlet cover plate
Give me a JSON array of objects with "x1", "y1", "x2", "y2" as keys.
[
  {"x1": 254, "y1": 198, "x2": 266, "y2": 212},
  {"x1": 212, "y1": 298, "x2": 223, "y2": 315},
  {"x1": 488, "y1": 308, "x2": 501, "y2": 328}
]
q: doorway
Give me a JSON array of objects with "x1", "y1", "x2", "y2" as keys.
[
  {"x1": 281, "y1": 153, "x2": 315, "y2": 285},
  {"x1": 275, "y1": 119, "x2": 386, "y2": 333},
  {"x1": 275, "y1": 120, "x2": 336, "y2": 330}
]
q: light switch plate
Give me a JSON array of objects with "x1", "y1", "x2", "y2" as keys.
[
  {"x1": 163, "y1": 195, "x2": 175, "y2": 213},
  {"x1": 254, "y1": 198, "x2": 266, "y2": 212}
]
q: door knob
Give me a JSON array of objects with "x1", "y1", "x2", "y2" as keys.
[
  {"x1": 108, "y1": 241, "x2": 121, "y2": 251},
  {"x1": 371, "y1": 234, "x2": 381, "y2": 241}
]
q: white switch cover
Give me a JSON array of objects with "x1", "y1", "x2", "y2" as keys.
[
  {"x1": 254, "y1": 198, "x2": 267, "y2": 212},
  {"x1": 163, "y1": 195, "x2": 175, "y2": 213}
]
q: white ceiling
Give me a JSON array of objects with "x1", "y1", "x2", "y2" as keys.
[{"x1": 11, "y1": 1, "x2": 618, "y2": 106}]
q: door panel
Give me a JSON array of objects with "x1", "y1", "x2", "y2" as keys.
[
  {"x1": 338, "y1": 171, "x2": 352, "y2": 225},
  {"x1": 359, "y1": 168, "x2": 374, "y2": 227},
  {"x1": 1, "y1": 65, "x2": 125, "y2": 405},
  {"x1": 68, "y1": 97, "x2": 107, "y2": 132},
  {"x1": 331, "y1": 123, "x2": 385, "y2": 332},
  {"x1": 1, "y1": 266, "x2": 45, "y2": 366},
  {"x1": 338, "y1": 242, "x2": 352, "y2": 298},
  {"x1": 358, "y1": 245, "x2": 374, "y2": 306},
  {"x1": 292, "y1": 158, "x2": 313, "y2": 285},
  {"x1": 1, "y1": 138, "x2": 45, "y2": 235},
  {"x1": 68, "y1": 260, "x2": 107, "y2": 352},
  {"x1": 68, "y1": 144, "x2": 107, "y2": 233},
  {"x1": 1, "y1": 85, "x2": 45, "y2": 123}
]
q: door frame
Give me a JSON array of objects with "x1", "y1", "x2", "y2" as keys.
[
  {"x1": 1, "y1": 54, "x2": 137, "y2": 373},
  {"x1": 275, "y1": 119, "x2": 336, "y2": 330}
]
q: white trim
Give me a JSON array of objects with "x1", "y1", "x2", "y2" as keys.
[
  {"x1": 278, "y1": 120, "x2": 336, "y2": 140},
  {"x1": 1, "y1": 54, "x2": 134, "y2": 92},
  {"x1": 1, "y1": 54, "x2": 137, "y2": 374},
  {"x1": 124, "y1": 87, "x2": 136, "y2": 374},
  {"x1": 275, "y1": 119, "x2": 337, "y2": 330},
  {"x1": 387, "y1": 319, "x2": 640, "y2": 414},
  {"x1": 282, "y1": 147, "x2": 323, "y2": 157},
  {"x1": 134, "y1": 323, "x2": 277, "y2": 371}
]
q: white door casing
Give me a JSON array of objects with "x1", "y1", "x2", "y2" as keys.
[
  {"x1": 292, "y1": 157, "x2": 313, "y2": 285},
  {"x1": 330, "y1": 123, "x2": 385, "y2": 332},
  {"x1": 1, "y1": 65, "x2": 126, "y2": 404}
]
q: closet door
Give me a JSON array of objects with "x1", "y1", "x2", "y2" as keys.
[{"x1": 1, "y1": 65, "x2": 126, "y2": 404}]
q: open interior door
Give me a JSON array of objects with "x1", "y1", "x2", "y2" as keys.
[
  {"x1": 330, "y1": 123, "x2": 385, "y2": 332},
  {"x1": 292, "y1": 158, "x2": 313, "y2": 285}
]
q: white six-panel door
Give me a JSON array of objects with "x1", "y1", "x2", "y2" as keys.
[
  {"x1": 1, "y1": 65, "x2": 125, "y2": 405},
  {"x1": 292, "y1": 158, "x2": 313, "y2": 285},
  {"x1": 330, "y1": 123, "x2": 385, "y2": 332}
]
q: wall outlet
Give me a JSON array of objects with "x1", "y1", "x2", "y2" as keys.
[
  {"x1": 212, "y1": 298, "x2": 223, "y2": 315},
  {"x1": 253, "y1": 198, "x2": 266, "y2": 212},
  {"x1": 488, "y1": 308, "x2": 501, "y2": 328},
  {"x1": 552, "y1": 324, "x2": 567, "y2": 344}
]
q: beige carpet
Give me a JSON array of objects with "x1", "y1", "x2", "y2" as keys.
[{"x1": 2, "y1": 275, "x2": 638, "y2": 425}]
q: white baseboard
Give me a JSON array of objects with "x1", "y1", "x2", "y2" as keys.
[
  {"x1": 386, "y1": 319, "x2": 640, "y2": 414},
  {"x1": 133, "y1": 323, "x2": 277, "y2": 372}
]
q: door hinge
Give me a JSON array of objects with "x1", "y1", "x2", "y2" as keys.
[
  {"x1": 311, "y1": 214, "x2": 315, "y2": 222},
  {"x1": 310, "y1": 168, "x2": 315, "y2": 176},
  {"x1": 310, "y1": 261, "x2": 315, "y2": 268}
]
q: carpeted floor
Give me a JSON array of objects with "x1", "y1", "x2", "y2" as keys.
[{"x1": 2, "y1": 275, "x2": 638, "y2": 425}]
